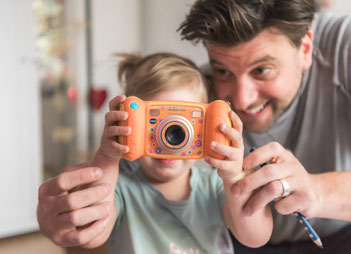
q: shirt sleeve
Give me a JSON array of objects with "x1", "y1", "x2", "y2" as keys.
[{"x1": 315, "y1": 13, "x2": 351, "y2": 91}]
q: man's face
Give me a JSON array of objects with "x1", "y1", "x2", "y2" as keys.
[{"x1": 206, "y1": 29, "x2": 313, "y2": 133}]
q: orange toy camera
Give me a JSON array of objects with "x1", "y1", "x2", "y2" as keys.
[{"x1": 119, "y1": 96, "x2": 232, "y2": 161}]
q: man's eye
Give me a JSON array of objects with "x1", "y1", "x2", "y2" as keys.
[
  {"x1": 253, "y1": 67, "x2": 271, "y2": 76},
  {"x1": 214, "y1": 68, "x2": 231, "y2": 77}
]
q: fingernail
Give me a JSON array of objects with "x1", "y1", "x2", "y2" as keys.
[
  {"x1": 220, "y1": 123, "x2": 227, "y2": 131},
  {"x1": 124, "y1": 126, "x2": 131, "y2": 134},
  {"x1": 231, "y1": 184, "x2": 241, "y2": 195},
  {"x1": 210, "y1": 141, "x2": 216, "y2": 149},
  {"x1": 204, "y1": 156, "x2": 209, "y2": 162},
  {"x1": 93, "y1": 168, "x2": 102, "y2": 179}
]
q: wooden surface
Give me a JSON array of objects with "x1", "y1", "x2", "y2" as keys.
[{"x1": 0, "y1": 232, "x2": 108, "y2": 254}]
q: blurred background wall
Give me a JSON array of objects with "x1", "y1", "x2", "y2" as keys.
[{"x1": 0, "y1": 0, "x2": 349, "y2": 253}]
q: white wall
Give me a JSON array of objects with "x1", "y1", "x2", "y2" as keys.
[
  {"x1": 141, "y1": 0, "x2": 208, "y2": 66},
  {"x1": 91, "y1": 0, "x2": 142, "y2": 150},
  {"x1": 0, "y1": 0, "x2": 41, "y2": 238},
  {"x1": 330, "y1": 0, "x2": 351, "y2": 12}
]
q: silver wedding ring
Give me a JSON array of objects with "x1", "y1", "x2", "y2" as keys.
[{"x1": 279, "y1": 179, "x2": 290, "y2": 197}]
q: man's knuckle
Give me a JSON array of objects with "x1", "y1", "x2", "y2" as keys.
[
  {"x1": 270, "y1": 141, "x2": 281, "y2": 152},
  {"x1": 68, "y1": 211, "x2": 80, "y2": 226},
  {"x1": 65, "y1": 195, "x2": 76, "y2": 210},
  {"x1": 267, "y1": 181, "x2": 280, "y2": 194},
  {"x1": 263, "y1": 165, "x2": 277, "y2": 179},
  {"x1": 75, "y1": 231, "x2": 87, "y2": 245},
  {"x1": 56, "y1": 175, "x2": 69, "y2": 192},
  {"x1": 52, "y1": 234, "x2": 63, "y2": 246},
  {"x1": 38, "y1": 184, "x2": 47, "y2": 200},
  {"x1": 104, "y1": 112, "x2": 110, "y2": 122},
  {"x1": 240, "y1": 177, "x2": 249, "y2": 189}
]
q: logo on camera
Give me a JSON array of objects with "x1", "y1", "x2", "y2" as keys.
[{"x1": 119, "y1": 96, "x2": 231, "y2": 161}]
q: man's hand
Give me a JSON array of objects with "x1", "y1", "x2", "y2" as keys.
[
  {"x1": 232, "y1": 142, "x2": 322, "y2": 218},
  {"x1": 37, "y1": 164, "x2": 114, "y2": 247}
]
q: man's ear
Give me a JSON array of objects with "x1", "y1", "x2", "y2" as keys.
[{"x1": 300, "y1": 29, "x2": 313, "y2": 70}]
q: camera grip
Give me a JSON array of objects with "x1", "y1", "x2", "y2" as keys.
[
  {"x1": 204, "y1": 100, "x2": 231, "y2": 159},
  {"x1": 119, "y1": 96, "x2": 146, "y2": 160}
]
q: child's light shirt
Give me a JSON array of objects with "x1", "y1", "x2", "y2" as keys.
[{"x1": 107, "y1": 159, "x2": 234, "y2": 254}]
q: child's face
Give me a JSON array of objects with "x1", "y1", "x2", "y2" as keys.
[{"x1": 138, "y1": 84, "x2": 205, "y2": 184}]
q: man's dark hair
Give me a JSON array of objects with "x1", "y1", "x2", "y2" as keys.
[{"x1": 178, "y1": 0, "x2": 316, "y2": 47}]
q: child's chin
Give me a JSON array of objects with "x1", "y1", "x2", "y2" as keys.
[{"x1": 156, "y1": 159, "x2": 178, "y2": 166}]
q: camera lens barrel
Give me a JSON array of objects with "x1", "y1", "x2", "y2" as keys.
[{"x1": 156, "y1": 115, "x2": 194, "y2": 153}]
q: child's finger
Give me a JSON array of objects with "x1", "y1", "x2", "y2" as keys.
[
  {"x1": 105, "y1": 126, "x2": 131, "y2": 138},
  {"x1": 229, "y1": 110, "x2": 243, "y2": 134},
  {"x1": 205, "y1": 156, "x2": 243, "y2": 180},
  {"x1": 219, "y1": 123, "x2": 243, "y2": 149},
  {"x1": 110, "y1": 141, "x2": 129, "y2": 154},
  {"x1": 205, "y1": 155, "x2": 233, "y2": 170},
  {"x1": 210, "y1": 141, "x2": 242, "y2": 161},
  {"x1": 109, "y1": 95, "x2": 126, "y2": 110},
  {"x1": 105, "y1": 111, "x2": 128, "y2": 125}
]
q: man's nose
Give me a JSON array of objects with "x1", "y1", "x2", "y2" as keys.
[{"x1": 231, "y1": 78, "x2": 258, "y2": 111}]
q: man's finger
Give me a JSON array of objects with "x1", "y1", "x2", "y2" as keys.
[
  {"x1": 45, "y1": 167, "x2": 103, "y2": 196},
  {"x1": 243, "y1": 142, "x2": 286, "y2": 170},
  {"x1": 62, "y1": 162, "x2": 90, "y2": 173},
  {"x1": 242, "y1": 180, "x2": 284, "y2": 215},
  {"x1": 231, "y1": 162, "x2": 292, "y2": 195},
  {"x1": 55, "y1": 184, "x2": 110, "y2": 214},
  {"x1": 61, "y1": 217, "x2": 110, "y2": 247},
  {"x1": 57, "y1": 202, "x2": 113, "y2": 228}
]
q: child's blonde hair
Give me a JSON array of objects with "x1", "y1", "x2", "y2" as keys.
[{"x1": 116, "y1": 52, "x2": 209, "y2": 102}]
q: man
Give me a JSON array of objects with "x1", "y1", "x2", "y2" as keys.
[{"x1": 178, "y1": 0, "x2": 351, "y2": 253}]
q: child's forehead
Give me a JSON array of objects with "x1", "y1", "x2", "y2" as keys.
[{"x1": 146, "y1": 86, "x2": 205, "y2": 102}]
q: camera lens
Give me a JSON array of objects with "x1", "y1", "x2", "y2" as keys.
[
  {"x1": 165, "y1": 125, "x2": 186, "y2": 146},
  {"x1": 156, "y1": 115, "x2": 194, "y2": 153}
]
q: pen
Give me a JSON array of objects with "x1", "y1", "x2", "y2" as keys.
[{"x1": 249, "y1": 147, "x2": 323, "y2": 248}]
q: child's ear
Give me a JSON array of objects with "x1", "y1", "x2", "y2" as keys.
[{"x1": 300, "y1": 30, "x2": 313, "y2": 71}]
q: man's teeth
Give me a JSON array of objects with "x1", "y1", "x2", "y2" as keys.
[{"x1": 244, "y1": 102, "x2": 267, "y2": 114}]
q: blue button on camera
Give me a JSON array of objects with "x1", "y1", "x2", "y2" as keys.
[{"x1": 129, "y1": 101, "x2": 139, "y2": 110}]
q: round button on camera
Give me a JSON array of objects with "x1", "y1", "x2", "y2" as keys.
[{"x1": 129, "y1": 101, "x2": 139, "y2": 110}]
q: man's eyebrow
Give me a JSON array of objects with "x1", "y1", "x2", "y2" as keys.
[
  {"x1": 209, "y1": 59, "x2": 225, "y2": 66},
  {"x1": 209, "y1": 55, "x2": 275, "y2": 67},
  {"x1": 248, "y1": 56, "x2": 275, "y2": 66}
]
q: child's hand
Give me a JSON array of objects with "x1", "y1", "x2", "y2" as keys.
[
  {"x1": 205, "y1": 111, "x2": 245, "y2": 185},
  {"x1": 99, "y1": 95, "x2": 131, "y2": 161}
]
